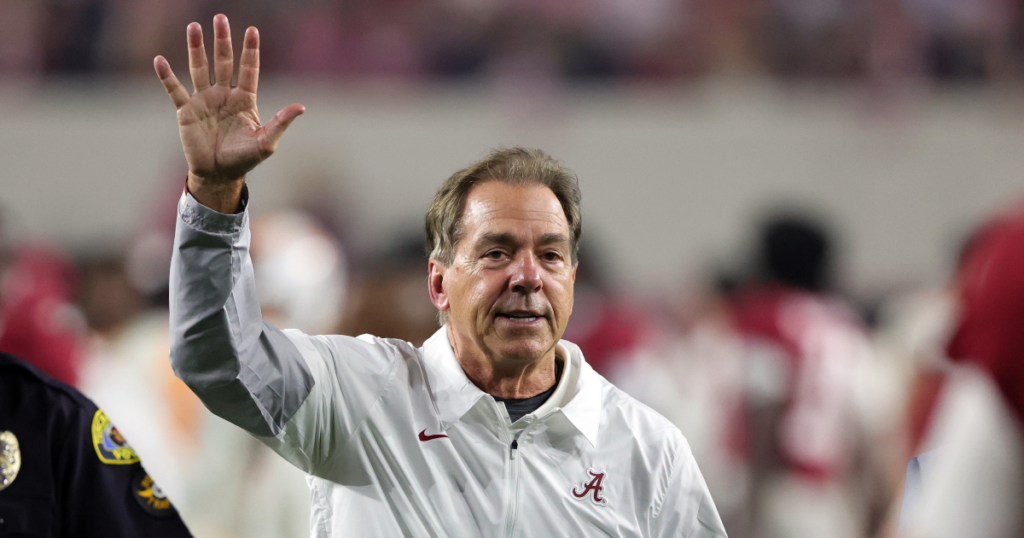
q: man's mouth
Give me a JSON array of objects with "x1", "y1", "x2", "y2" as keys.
[{"x1": 496, "y1": 311, "x2": 545, "y2": 323}]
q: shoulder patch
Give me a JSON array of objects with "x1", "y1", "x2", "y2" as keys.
[
  {"x1": 91, "y1": 410, "x2": 140, "y2": 465},
  {"x1": 131, "y1": 468, "x2": 177, "y2": 518},
  {"x1": 0, "y1": 431, "x2": 21, "y2": 491}
]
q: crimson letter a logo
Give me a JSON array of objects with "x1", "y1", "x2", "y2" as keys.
[{"x1": 571, "y1": 468, "x2": 607, "y2": 505}]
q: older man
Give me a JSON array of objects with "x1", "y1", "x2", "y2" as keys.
[{"x1": 156, "y1": 14, "x2": 726, "y2": 537}]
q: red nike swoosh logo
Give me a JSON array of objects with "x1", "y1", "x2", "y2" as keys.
[{"x1": 418, "y1": 429, "x2": 448, "y2": 441}]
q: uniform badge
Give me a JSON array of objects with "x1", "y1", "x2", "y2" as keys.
[
  {"x1": 90, "y1": 410, "x2": 140, "y2": 465},
  {"x1": 131, "y1": 468, "x2": 177, "y2": 518},
  {"x1": 0, "y1": 431, "x2": 21, "y2": 491}
]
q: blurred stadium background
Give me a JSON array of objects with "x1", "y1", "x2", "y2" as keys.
[{"x1": 2, "y1": 0, "x2": 1023, "y2": 536}]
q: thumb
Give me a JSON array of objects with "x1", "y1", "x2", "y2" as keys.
[{"x1": 258, "y1": 103, "x2": 305, "y2": 158}]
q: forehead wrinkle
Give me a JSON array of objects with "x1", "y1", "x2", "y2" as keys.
[
  {"x1": 472, "y1": 196, "x2": 568, "y2": 225},
  {"x1": 458, "y1": 182, "x2": 570, "y2": 253},
  {"x1": 464, "y1": 183, "x2": 564, "y2": 216},
  {"x1": 466, "y1": 203, "x2": 566, "y2": 225}
]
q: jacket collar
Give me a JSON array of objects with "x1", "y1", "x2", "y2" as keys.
[
  {"x1": 421, "y1": 326, "x2": 602, "y2": 447},
  {"x1": 551, "y1": 340, "x2": 602, "y2": 447}
]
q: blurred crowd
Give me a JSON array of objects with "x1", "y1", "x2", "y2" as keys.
[
  {"x1": 1, "y1": 154, "x2": 1021, "y2": 537},
  {"x1": 5, "y1": 0, "x2": 1024, "y2": 85}
]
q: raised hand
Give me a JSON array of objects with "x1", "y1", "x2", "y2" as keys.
[{"x1": 154, "y1": 14, "x2": 304, "y2": 212}]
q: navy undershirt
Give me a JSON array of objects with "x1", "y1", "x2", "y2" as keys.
[{"x1": 492, "y1": 360, "x2": 564, "y2": 423}]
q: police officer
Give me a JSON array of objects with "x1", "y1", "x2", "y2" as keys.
[{"x1": 0, "y1": 351, "x2": 193, "y2": 536}]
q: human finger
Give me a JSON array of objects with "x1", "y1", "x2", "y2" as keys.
[
  {"x1": 154, "y1": 56, "x2": 189, "y2": 109},
  {"x1": 187, "y1": 22, "x2": 210, "y2": 92},
  {"x1": 237, "y1": 26, "x2": 259, "y2": 94},
  {"x1": 257, "y1": 104, "x2": 306, "y2": 158},
  {"x1": 212, "y1": 14, "x2": 233, "y2": 87}
]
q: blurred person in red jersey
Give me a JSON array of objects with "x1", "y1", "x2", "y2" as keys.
[
  {"x1": 946, "y1": 209, "x2": 1024, "y2": 422},
  {"x1": 0, "y1": 241, "x2": 85, "y2": 387},
  {"x1": 613, "y1": 213, "x2": 883, "y2": 538},
  {"x1": 867, "y1": 227, "x2": 989, "y2": 538},
  {"x1": 899, "y1": 201, "x2": 1024, "y2": 538},
  {"x1": 562, "y1": 245, "x2": 645, "y2": 377},
  {"x1": 726, "y1": 213, "x2": 875, "y2": 538}
]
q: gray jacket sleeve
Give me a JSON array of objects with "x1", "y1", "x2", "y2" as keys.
[{"x1": 169, "y1": 187, "x2": 314, "y2": 438}]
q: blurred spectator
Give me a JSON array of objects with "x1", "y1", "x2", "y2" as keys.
[
  {"x1": 252, "y1": 210, "x2": 347, "y2": 335},
  {"x1": 75, "y1": 252, "x2": 201, "y2": 504},
  {"x1": 900, "y1": 198, "x2": 1024, "y2": 538},
  {"x1": 866, "y1": 226, "x2": 987, "y2": 537},
  {"x1": 758, "y1": 0, "x2": 864, "y2": 78},
  {"x1": 0, "y1": 246, "x2": 86, "y2": 386},
  {"x1": 610, "y1": 277, "x2": 751, "y2": 536},
  {"x1": 900, "y1": 0, "x2": 1012, "y2": 81},
  {"x1": 341, "y1": 232, "x2": 437, "y2": 346},
  {"x1": 0, "y1": 0, "x2": 45, "y2": 76},
  {"x1": 946, "y1": 204, "x2": 1024, "y2": 421},
  {"x1": 73, "y1": 169, "x2": 201, "y2": 507},
  {"x1": 74, "y1": 202, "x2": 350, "y2": 537},
  {"x1": 41, "y1": 0, "x2": 103, "y2": 74},
  {"x1": 77, "y1": 256, "x2": 144, "y2": 336},
  {"x1": 611, "y1": 211, "x2": 887, "y2": 538},
  {"x1": 6, "y1": 0, "x2": 1024, "y2": 86},
  {"x1": 726, "y1": 213, "x2": 875, "y2": 538},
  {"x1": 868, "y1": 284, "x2": 957, "y2": 537},
  {"x1": 562, "y1": 244, "x2": 644, "y2": 376}
]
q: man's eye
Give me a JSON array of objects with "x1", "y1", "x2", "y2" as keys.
[
  {"x1": 543, "y1": 252, "x2": 562, "y2": 262},
  {"x1": 485, "y1": 251, "x2": 505, "y2": 260}
]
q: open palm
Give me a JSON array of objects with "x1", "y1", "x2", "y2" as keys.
[{"x1": 155, "y1": 15, "x2": 304, "y2": 187}]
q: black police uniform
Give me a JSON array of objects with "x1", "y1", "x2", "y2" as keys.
[{"x1": 0, "y1": 351, "x2": 193, "y2": 537}]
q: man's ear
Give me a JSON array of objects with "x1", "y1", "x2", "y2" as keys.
[
  {"x1": 428, "y1": 259, "x2": 450, "y2": 313},
  {"x1": 568, "y1": 262, "x2": 578, "y2": 317}
]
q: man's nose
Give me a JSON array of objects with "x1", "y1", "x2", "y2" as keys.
[{"x1": 509, "y1": 253, "x2": 542, "y2": 293}]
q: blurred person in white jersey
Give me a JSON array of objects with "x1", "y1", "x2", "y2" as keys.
[{"x1": 154, "y1": 14, "x2": 727, "y2": 537}]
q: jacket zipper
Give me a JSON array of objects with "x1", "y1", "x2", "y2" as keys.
[{"x1": 503, "y1": 436, "x2": 521, "y2": 538}]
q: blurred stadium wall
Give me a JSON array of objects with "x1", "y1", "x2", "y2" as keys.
[{"x1": 1, "y1": 80, "x2": 1020, "y2": 298}]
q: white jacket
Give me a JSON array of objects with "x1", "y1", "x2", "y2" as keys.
[{"x1": 170, "y1": 190, "x2": 727, "y2": 537}]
